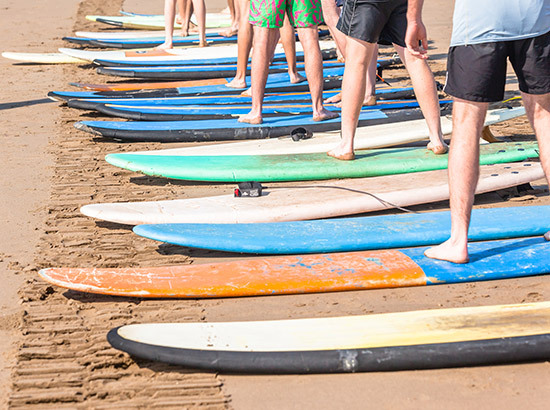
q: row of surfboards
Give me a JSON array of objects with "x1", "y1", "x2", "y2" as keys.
[{"x1": 14, "y1": 11, "x2": 550, "y2": 373}]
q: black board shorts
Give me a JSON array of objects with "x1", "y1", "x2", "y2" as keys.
[
  {"x1": 337, "y1": 0, "x2": 407, "y2": 47},
  {"x1": 445, "y1": 31, "x2": 550, "y2": 103}
]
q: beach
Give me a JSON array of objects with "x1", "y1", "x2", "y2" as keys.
[{"x1": 1, "y1": 0, "x2": 549, "y2": 408}]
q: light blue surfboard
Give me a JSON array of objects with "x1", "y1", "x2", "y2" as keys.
[{"x1": 133, "y1": 206, "x2": 550, "y2": 254}]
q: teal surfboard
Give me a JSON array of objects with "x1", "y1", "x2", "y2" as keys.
[
  {"x1": 133, "y1": 205, "x2": 550, "y2": 254},
  {"x1": 106, "y1": 142, "x2": 539, "y2": 182}
]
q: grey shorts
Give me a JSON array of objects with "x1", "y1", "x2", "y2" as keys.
[{"x1": 336, "y1": 0, "x2": 407, "y2": 47}]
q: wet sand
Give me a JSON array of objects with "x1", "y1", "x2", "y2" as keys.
[{"x1": 1, "y1": 0, "x2": 549, "y2": 408}]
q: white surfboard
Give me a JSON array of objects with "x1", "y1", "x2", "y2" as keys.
[
  {"x1": 80, "y1": 162, "x2": 542, "y2": 225},
  {"x1": 2, "y1": 52, "x2": 87, "y2": 64},
  {"x1": 125, "y1": 107, "x2": 524, "y2": 157},
  {"x1": 58, "y1": 40, "x2": 335, "y2": 62}
]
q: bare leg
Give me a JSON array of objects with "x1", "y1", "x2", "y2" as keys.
[
  {"x1": 226, "y1": 0, "x2": 252, "y2": 89},
  {"x1": 280, "y1": 16, "x2": 306, "y2": 84},
  {"x1": 190, "y1": 0, "x2": 207, "y2": 46},
  {"x1": 320, "y1": 0, "x2": 347, "y2": 57},
  {"x1": 179, "y1": 0, "x2": 192, "y2": 36},
  {"x1": 328, "y1": 37, "x2": 377, "y2": 160},
  {"x1": 156, "y1": 0, "x2": 178, "y2": 50},
  {"x1": 297, "y1": 26, "x2": 338, "y2": 122},
  {"x1": 219, "y1": 0, "x2": 239, "y2": 36},
  {"x1": 238, "y1": 26, "x2": 280, "y2": 124},
  {"x1": 394, "y1": 44, "x2": 448, "y2": 154},
  {"x1": 424, "y1": 99, "x2": 488, "y2": 263},
  {"x1": 522, "y1": 92, "x2": 550, "y2": 241}
]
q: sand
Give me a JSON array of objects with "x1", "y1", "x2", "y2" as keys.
[{"x1": 0, "y1": 0, "x2": 549, "y2": 408}]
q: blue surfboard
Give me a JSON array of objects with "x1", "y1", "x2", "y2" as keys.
[
  {"x1": 49, "y1": 68, "x2": 347, "y2": 101},
  {"x1": 133, "y1": 206, "x2": 550, "y2": 254},
  {"x1": 96, "y1": 98, "x2": 450, "y2": 121},
  {"x1": 75, "y1": 110, "x2": 387, "y2": 141}
]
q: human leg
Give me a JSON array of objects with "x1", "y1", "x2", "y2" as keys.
[
  {"x1": 320, "y1": 0, "x2": 347, "y2": 57},
  {"x1": 424, "y1": 99, "x2": 488, "y2": 263},
  {"x1": 296, "y1": 26, "x2": 339, "y2": 122},
  {"x1": 226, "y1": 0, "x2": 252, "y2": 89},
  {"x1": 522, "y1": 92, "x2": 550, "y2": 240},
  {"x1": 394, "y1": 45, "x2": 447, "y2": 154},
  {"x1": 280, "y1": 15, "x2": 306, "y2": 84},
  {"x1": 327, "y1": 36, "x2": 377, "y2": 159},
  {"x1": 190, "y1": 0, "x2": 206, "y2": 46},
  {"x1": 219, "y1": 0, "x2": 240, "y2": 36},
  {"x1": 238, "y1": 26, "x2": 280, "y2": 124},
  {"x1": 156, "y1": 0, "x2": 178, "y2": 50}
]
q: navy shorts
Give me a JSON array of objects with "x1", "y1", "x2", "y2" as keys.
[
  {"x1": 337, "y1": 0, "x2": 407, "y2": 47},
  {"x1": 445, "y1": 30, "x2": 550, "y2": 102}
]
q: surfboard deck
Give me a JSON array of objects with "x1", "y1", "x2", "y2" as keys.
[
  {"x1": 39, "y1": 236, "x2": 550, "y2": 299},
  {"x1": 96, "y1": 61, "x2": 346, "y2": 80},
  {"x1": 77, "y1": 109, "x2": 388, "y2": 142},
  {"x1": 133, "y1": 205, "x2": 550, "y2": 254},
  {"x1": 97, "y1": 98, "x2": 437, "y2": 121},
  {"x1": 58, "y1": 40, "x2": 336, "y2": 63},
  {"x1": 104, "y1": 141, "x2": 538, "y2": 181},
  {"x1": 122, "y1": 107, "x2": 521, "y2": 156},
  {"x1": 80, "y1": 162, "x2": 542, "y2": 225},
  {"x1": 2, "y1": 52, "x2": 87, "y2": 64},
  {"x1": 107, "y1": 301, "x2": 550, "y2": 373},
  {"x1": 87, "y1": 13, "x2": 232, "y2": 30},
  {"x1": 51, "y1": 69, "x2": 345, "y2": 101},
  {"x1": 64, "y1": 32, "x2": 237, "y2": 48}
]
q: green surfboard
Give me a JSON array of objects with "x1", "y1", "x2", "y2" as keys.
[{"x1": 105, "y1": 142, "x2": 539, "y2": 182}]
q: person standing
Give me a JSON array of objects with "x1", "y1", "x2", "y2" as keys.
[
  {"x1": 238, "y1": 0, "x2": 338, "y2": 124},
  {"x1": 406, "y1": 0, "x2": 550, "y2": 263},
  {"x1": 327, "y1": 0, "x2": 448, "y2": 160}
]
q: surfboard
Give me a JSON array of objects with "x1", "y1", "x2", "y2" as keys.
[
  {"x1": 76, "y1": 109, "x2": 388, "y2": 142},
  {"x1": 71, "y1": 79, "x2": 230, "y2": 91},
  {"x1": 59, "y1": 83, "x2": 408, "y2": 108},
  {"x1": 86, "y1": 13, "x2": 232, "y2": 30},
  {"x1": 39, "y1": 236, "x2": 550, "y2": 299},
  {"x1": 90, "y1": 48, "x2": 338, "y2": 67},
  {"x1": 58, "y1": 40, "x2": 336, "y2": 63},
  {"x1": 79, "y1": 162, "x2": 542, "y2": 225},
  {"x1": 97, "y1": 61, "x2": 346, "y2": 80},
  {"x1": 104, "y1": 141, "x2": 538, "y2": 180},
  {"x1": 122, "y1": 107, "x2": 521, "y2": 156},
  {"x1": 74, "y1": 28, "x2": 225, "y2": 39},
  {"x1": 96, "y1": 99, "x2": 443, "y2": 121},
  {"x1": 64, "y1": 31, "x2": 237, "y2": 47},
  {"x1": 50, "y1": 68, "x2": 346, "y2": 101},
  {"x1": 106, "y1": 301, "x2": 550, "y2": 373},
  {"x1": 2, "y1": 52, "x2": 87, "y2": 64},
  {"x1": 133, "y1": 205, "x2": 550, "y2": 254}
]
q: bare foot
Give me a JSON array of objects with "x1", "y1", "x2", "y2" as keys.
[
  {"x1": 241, "y1": 88, "x2": 252, "y2": 97},
  {"x1": 154, "y1": 42, "x2": 172, "y2": 51},
  {"x1": 289, "y1": 72, "x2": 306, "y2": 84},
  {"x1": 363, "y1": 95, "x2": 377, "y2": 106},
  {"x1": 544, "y1": 231, "x2": 550, "y2": 241},
  {"x1": 327, "y1": 147, "x2": 355, "y2": 161},
  {"x1": 424, "y1": 239, "x2": 469, "y2": 264},
  {"x1": 199, "y1": 40, "x2": 208, "y2": 47},
  {"x1": 427, "y1": 141, "x2": 449, "y2": 155},
  {"x1": 313, "y1": 108, "x2": 339, "y2": 122},
  {"x1": 324, "y1": 92, "x2": 341, "y2": 104},
  {"x1": 226, "y1": 78, "x2": 247, "y2": 89},
  {"x1": 219, "y1": 27, "x2": 238, "y2": 37},
  {"x1": 238, "y1": 112, "x2": 263, "y2": 124}
]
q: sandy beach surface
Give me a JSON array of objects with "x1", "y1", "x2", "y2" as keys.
[{"x1": 1, "y1": 0, "x2": 549, "y2": 408}]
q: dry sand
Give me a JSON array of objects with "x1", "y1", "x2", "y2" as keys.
[{"x1": 0, "y1": 0, "x2": 549, "y2": 408}]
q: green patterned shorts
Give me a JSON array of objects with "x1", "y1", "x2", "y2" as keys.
[{"x1": 249, "y1": 0, "x2": 323, "y2": 28}]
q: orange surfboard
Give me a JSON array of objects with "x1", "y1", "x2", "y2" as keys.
[{"x1": 38, "y1": 238, "x2": 550, "y2": 298}]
